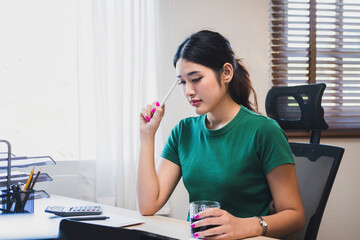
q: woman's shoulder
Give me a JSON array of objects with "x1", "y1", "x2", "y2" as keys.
[
  {"x1": 238, "y1": 108, "x2": 285, "y2": 140},
  {"x1": 240, "y1": 106, "x2": 282, "y2": 133}
]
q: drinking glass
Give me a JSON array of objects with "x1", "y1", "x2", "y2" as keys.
[{"x1": 189, "y1": 200, "x2": 220, "y2": 238}]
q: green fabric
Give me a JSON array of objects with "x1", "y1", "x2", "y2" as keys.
[{"x1": 161, "y1": 106, "x2": 294, "y2": 218}]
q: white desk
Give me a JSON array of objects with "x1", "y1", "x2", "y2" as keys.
[{"x1": 0, "y1": 195, "x2": 275, "y2": 239}]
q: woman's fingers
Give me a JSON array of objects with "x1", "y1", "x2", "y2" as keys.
[
  {"x1": 191, "y1": 209, "x2": 247, "y2": 240},
  {"x1": 196, "y1": 208, "x2": 223, "y2": 220},
  {"x1": 150, "y1": 101, "x2": 161, "y2": 117},
  {"x1": 191, "y1": 209, "x2": 222, "y2": 231},
  {"x1": 141, "y1": 105, "x2": 152, "y2": 122},
  {"x1": 150, "y1": 101, "x2": 160, "y2": 116},
  {"x1": 140, "y1": 101, "x2": 163, "y2": 123},
  {"x1": 191, "y1": 209, "x2": 233, "y2": 239},
  {"x1": 193, "y1": 225, "x2": 225, "y2": 239}
]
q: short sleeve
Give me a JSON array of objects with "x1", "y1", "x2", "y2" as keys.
[
  {"x1": 161, "y1": 123, "x2": 181, "y2": 166},
  {"x1": 256, "y1": 119, "x2": 295, "y2": 174}
]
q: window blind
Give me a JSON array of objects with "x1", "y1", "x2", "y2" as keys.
[{"x1": 271, "y1": 0, "x2": 360, "y2": 136}]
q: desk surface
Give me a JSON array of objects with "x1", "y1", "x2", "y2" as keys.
[{"x1": 0, "y1": 195, "x2": 275, "y2": 240}]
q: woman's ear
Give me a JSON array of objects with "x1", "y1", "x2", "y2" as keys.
[{"x1": 221, "y1": 63, "x2": 233, "y2": 84}]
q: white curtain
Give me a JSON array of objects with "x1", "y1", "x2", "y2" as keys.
[{"x1": 76, "y1": 0, "x2": 160, "y2": 210}]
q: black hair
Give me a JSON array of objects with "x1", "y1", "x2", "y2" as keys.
[{"x1": 173, "y1": 30, "x2": 258, "y2": 112}]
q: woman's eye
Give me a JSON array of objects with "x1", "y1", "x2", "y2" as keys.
[
  {"x1": 178, "y1": 80, "x2": 185, "y2": 85},
  {"x1": 192, "y1": 77, "x2": 202, "y2": 82}
]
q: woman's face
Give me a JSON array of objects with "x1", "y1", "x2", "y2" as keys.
[{"x1": 175, "y1": 58, "x2": 228, "y2": 115}]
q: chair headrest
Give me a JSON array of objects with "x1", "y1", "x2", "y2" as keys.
[{"x1": 265, "y1": 83, "x2": 328, "y2": 131}]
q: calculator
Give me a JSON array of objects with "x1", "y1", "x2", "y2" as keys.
[{"x1": 45, "y1": 205, "x2": 103, "y2": 217}]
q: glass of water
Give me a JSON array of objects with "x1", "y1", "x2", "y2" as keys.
[{"x1": 189, "y1": 200, "x2": 220, "y2": 238}]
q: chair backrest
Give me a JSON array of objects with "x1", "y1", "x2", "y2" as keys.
[
  {"x1": 265, "y1": 83, "x2": 345, "y2": 240},
  {"x1": 265, "y1": 83, "x2": 328, "y2": 144},
  {"x1": 290, "y1": 142, "x2": 344, "y2": 240}
]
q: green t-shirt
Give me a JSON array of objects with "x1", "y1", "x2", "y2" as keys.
[{"x1": 161, "y1": 106, "x2": 294, "y2": 218}]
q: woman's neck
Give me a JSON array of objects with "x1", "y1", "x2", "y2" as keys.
[{"x1": 205, "y1": 96, "x2": 241, "y2": 130}]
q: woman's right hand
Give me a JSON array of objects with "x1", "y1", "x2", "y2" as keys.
[{"x1": 139, "y1": 101, "x2": 165, "y2": 136}]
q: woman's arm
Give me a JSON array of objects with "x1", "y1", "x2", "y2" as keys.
[
  {"x1": 262, "y1": 163, "x2": 305, "y2": 237},
  {"x1": 191, "y1": 164, "x2": 305, "y2": 239},
  {"x1": 137, "y1": 154, "x2": 181, "y2": 215},
  {"x1": 136, "y1": 103, "x2": 182, "y2": 215}
]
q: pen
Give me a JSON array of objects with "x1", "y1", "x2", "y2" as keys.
[
  {"x1": 160, "y1": 79, "x2": 179, "y2": 107},
  {"x1": 67, "y1": 216, "x2": 110, "y2": 221},
  {"x1": 24, "y1": 167, "x2": 35, "y2": 191},
  {"x1": 30, "y1": 168, "x2": 41, "y2": 190},
  {"x1": 11, "y1": 184, "x2": 21, "y2": 212}
]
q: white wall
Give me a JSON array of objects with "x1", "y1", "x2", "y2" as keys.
[{"x1": 157, "y1": 1, "x2": 360, "y2": 240}]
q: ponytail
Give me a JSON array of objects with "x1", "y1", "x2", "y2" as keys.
[{"x1": 229, "y1": 59, "x2": 258, "y2": 113}]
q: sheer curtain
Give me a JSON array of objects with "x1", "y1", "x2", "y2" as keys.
[{"x1": 76, "y1": 0, "x2": 160, "y2": 210}]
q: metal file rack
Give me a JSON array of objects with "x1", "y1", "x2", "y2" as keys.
[{"x1": 0, "y1": 139, "x2": 55, "y2": 213}]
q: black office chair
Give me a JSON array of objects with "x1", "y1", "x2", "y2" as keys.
[{"x1": 265, "y1": 83, "x2": 344, "y2": 240}]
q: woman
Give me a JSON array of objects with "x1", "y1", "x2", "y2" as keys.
[{"x1": 137, "y1": 30, "x2": 305, "y2": 239}]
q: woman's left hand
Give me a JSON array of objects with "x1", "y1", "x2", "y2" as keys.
[{"x1": 191, "y1": 208, "x2": 258, "y2": 240}]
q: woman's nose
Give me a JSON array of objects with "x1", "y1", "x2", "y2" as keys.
[{"x1": 185, "y1": 83, "x2": 195, "y2": 97}]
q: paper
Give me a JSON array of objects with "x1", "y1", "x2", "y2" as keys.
[{"x1": 79, "y1": 213, "x2": 144, "y2": 228}]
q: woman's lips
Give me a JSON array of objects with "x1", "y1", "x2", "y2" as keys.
[{"x1": 190, "y1": 100, "x2": 201, "y2": 107}]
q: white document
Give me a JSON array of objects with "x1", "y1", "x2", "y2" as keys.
[{"x1": 78, "y1": 213, "x2": 144, "y2": 228}]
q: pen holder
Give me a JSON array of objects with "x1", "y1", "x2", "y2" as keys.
[{"x1": 0, "y1": 189, "x2": 34, "y2": 214}]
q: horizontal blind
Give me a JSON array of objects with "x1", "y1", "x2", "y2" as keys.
[
  {"x1": 316, "y1": 0, "x2": 360, "y2": 130},
  {"x1": 271, "y1": 0, "x2": 311, "y2": 86},
  {"x1": 270, "y1": 0, "x2": 360, "y2": 134}
]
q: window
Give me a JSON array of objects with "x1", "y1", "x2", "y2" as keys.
[{"x1": 270, "y1": 0, "x2": 360, "y2": 136}]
